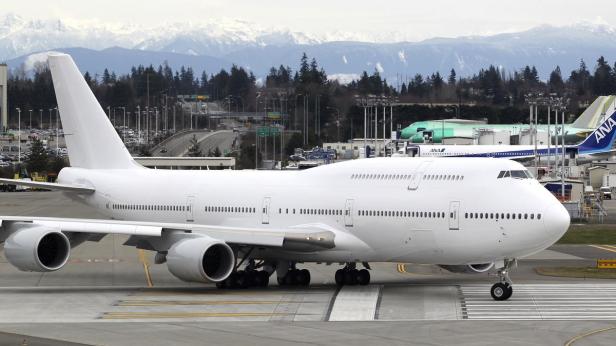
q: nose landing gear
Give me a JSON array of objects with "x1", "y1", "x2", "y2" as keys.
[{"x1": 490, "y1": 259, "x2": 515, "y2": 301}]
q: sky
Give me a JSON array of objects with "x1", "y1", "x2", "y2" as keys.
[{"x1": 4, "y1": 0, "x2": 616, "y2": 41}]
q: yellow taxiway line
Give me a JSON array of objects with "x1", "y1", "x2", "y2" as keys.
[
  {"x1": 589, "y1": 245, "x2": 616, "y2": 254},
  {"x1": 564, "y1": 325, "x2": 616, "y2": 346},
  {"x1": 101, "y1": 312, "x2": 290, "y2": 320},
  {"x1": 117, "y1": 300, "x2": 282, "y2": 306},
  {"x1": 138, "y1": 249, "x2": 154, "y2": 287}
]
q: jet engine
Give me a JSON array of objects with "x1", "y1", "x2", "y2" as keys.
[
  {"x1": 166, "y1": 235, "x2": 235, "y2": 283},
  {"x1": 4, "y1": 225, "x2": 71, "y2": 272},
  {"x1": 438, "y1": 263, "x2": 494, "y2": 274}
]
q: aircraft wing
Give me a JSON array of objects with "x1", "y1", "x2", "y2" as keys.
[
  {"x1": 0, "y1": 178, "x2": 95, "y2": 194},
  {"x1": 0, "y1": 216, "x2": 350, "y2": 252}
]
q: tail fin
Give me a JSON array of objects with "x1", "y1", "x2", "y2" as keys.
[
  {"x1": 48, "y1": 53, "x2": 139, "y2": 169},
  {"x1": 571, "y1": 96, "x2": 616, "y2": 129},
  {"x1": 577, "y1": 110, "x2": 616, "y2": 154}
]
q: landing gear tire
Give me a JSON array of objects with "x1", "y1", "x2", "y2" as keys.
[
  {"x1": 491, "y1": 282, "x2": 513, "y2": 301},
  {"x1": 335, "y1": 269, "x2": 344, "y2": 286},
  {"x1": 344, "y1": 269, "x2": 357, "y2": 285},
  {"x1": 277, "y1": 269, "x2": 311, "y2": 287},
  {"x1": 357, "y1": 269, "x2": 371, "y2": 285},
  {"x1": 259, "y1": 271, "x2": 270, "y2": 287},
  {"x1": 298, "y1": 269, "x2": 311, "y2": 286}
]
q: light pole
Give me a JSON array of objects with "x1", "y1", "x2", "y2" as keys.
[
  {"x1": 55, "y1": 107, "x2": 59, "y2": 154},
  {"x1": 136, "y1": 105, "x2": 141, "y2": 143},
  {"x1": 48, "y1": 108, "x2": 52, "y2": 131},
  {"x1": 327, "y1": 107, "x2": 341, "y2": 142},
  {"x1": 39, "y1": 109, "x2": 43, "y2": 130},
  {"x1": 120, "y1": 106, "x2": 126, "y2": 142},
  {"x1": 16, "y1": 107, "x2": 21, "y2": 163},
  {"x1": 28, "y1": 109, "x2": 32, "y2": 129}
]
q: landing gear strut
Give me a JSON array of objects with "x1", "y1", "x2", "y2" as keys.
[
  {"x1": 335, "y1": 263, "x2": 371, "y2": 286},
  {"x1": 490, "y1": 259, "x2": 515, "y2": 301}
]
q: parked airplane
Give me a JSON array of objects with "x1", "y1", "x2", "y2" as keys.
[
  {"x1": 400, "y1": 95, "x2": 616, "y2": 143},
  {"x1": 0, "y1": 53, "x2": 570, "y2": 301},
  {"x1": 394, "y1": 110, "x2": 616, "y2": 163}
]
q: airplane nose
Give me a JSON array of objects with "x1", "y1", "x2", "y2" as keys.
[{"x1": 544, "y1": 201, "x2": 571, "y2": 238}]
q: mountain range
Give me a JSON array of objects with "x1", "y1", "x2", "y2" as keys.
[{"x1": 2, "y1": 14, "x2": 616, "y2": 83}]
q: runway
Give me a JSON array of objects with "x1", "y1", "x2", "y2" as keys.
[{"x1": 2, "y1": 192, "x2": 616, "y2": 345}]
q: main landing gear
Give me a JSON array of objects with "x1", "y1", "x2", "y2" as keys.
[
  {"x1": 335, "y1": 263, "x2": 371, "y2": 286},
  {"x1": 216, "y1": 260, "x2": 272, "y2": 289},
  {"x1": 490, "y1": 259, "x2": 515, "y2": 301}
]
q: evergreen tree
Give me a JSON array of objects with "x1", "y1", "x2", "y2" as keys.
[
  {"x1": 186, "y1": 135, "x2": 203, "y2": 157},
  {"x1": 26, "y1": 138, "x2": 48, "y2": 173},
  {"x1": 448, "y1": 69, "x2": 457, "y2": 85},
  {"x1": 548, "y1": 66, "x2": 564, "y2": 94}
]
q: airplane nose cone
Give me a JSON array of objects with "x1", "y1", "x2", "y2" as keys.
[{"x1": 545, "y1": 202, "x2": 570, "y2": 239}]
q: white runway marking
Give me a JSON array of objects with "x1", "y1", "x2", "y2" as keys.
[
  {"x1": 461, "y1": 284, "x2": 616, "y2": 320},
  {"x1": 328, "y1": 285, "x2": 381, "y2": 321}
]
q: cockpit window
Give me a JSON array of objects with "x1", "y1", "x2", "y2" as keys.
[
  {"x1": 511, "y1": 170, "x2": 527, "y2": 179},
  {"x1": 498, "y1": 170, "x2": 532, "y2": 179}
]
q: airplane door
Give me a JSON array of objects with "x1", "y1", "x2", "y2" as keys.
[
  {"x1": 186, "y1": 195, "x2": 195, "y2": 222},
  {"x1": 344, "y1": 199, "x2": 354, "y2": 227},
  {"x1": 449, "y1": 201, "x2": 460, "y2": 230},
  {"x1": 408, "y1": 161, "x2": 431, "y2": 190},
  {"x1": 262, "y1": 197, "x2": 271, "y2": 224}
]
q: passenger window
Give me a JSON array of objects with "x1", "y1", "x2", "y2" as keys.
[
  {"x1": 538, "y1": 214, "x2": 542, "y2": 220},
  {"x1": 524, "y1": 213, "x2": 528, "y2": 219},
  {"x1": 531, "y1": 214, "x2": 534, "y2": 219}
]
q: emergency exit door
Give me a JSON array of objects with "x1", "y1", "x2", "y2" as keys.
[
  {"x1": 186, "y1": 195, "x2": 195, "y2": 222},
  {"x1": 262, "y1": 197, "x2": 271, "y2": 224},
  {"x1": 344, "y1": 199, "x2": 354, "y2": 227},
  {"x1": 449, "y1": 201, "x2": 460, "y2": 230}
]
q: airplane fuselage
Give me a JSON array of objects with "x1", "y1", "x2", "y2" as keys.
[{"x1": 59, "y1": 157, "x2": 569, "y2": 265}]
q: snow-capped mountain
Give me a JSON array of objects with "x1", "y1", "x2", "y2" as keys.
[
  {"x1": 4, "y1": 13, "x2": 616, "y2": 82},
  {"x1": 0, "y1": 14, "x2": 320, "y2": 60}
]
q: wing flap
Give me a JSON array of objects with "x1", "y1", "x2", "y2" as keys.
[{"x1": 0, "y1": 179, "x2": 95, "y2": 194}]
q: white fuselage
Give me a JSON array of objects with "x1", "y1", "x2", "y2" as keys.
[{"x1": 58, "y1": 157, "x2": 569, "y2": 265}]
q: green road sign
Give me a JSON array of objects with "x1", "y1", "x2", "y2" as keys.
[{"x1": 257, "y1": 127, "x2": 280, "y2": 137}]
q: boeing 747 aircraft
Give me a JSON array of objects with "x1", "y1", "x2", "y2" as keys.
[
  {"x1": 395, "y1": 111, "x2": 616, "y2": 163},
  {"x1": 0, "y1": 54, "x2": 570, "y2": 301}
]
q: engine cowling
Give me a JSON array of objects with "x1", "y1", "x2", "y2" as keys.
[
  {"x1": 439, "y1": 263, "x2": 494, "y2": 274},
  {"x1": 4, "y1": 225, "x2": 71, "y2": 272},
  {"x1": 166, "y1": 235, "x2": 235, "y2": 283}
]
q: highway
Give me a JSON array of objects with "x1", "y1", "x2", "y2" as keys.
[{"x1": 151, "y1": 130, "x2": 237, "y2": 157}]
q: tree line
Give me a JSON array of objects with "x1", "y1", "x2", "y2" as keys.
[{"x1": 6, "y1": 54, "x2": 616, "y2": 147}]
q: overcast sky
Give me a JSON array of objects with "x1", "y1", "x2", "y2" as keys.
[{"x1": 5, "y1": 0, "x2": 616, "y2": 41}]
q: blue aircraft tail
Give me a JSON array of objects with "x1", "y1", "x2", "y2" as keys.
[{"x1": 577, "y1": 111, "x2": 616, "y2": 154}]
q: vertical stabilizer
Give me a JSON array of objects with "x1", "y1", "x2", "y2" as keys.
[
  {"x1": 48, "y1": 53, "x2": 139, "y2": 169},
  {"x1": 571, "y1": 96, "x2": 616, "y2": 130},
  {"x1": 577, "y1": 110, "x2": 616, "y2": 154}
]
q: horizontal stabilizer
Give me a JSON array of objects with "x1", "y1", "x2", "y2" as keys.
[{"x1": 0, "y1": 178, "x2": 95, "y2": 194}]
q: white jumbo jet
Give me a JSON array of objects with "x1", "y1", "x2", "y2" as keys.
[{"x1": 0, "y1": 54, "x2": 570, "y2": 301}]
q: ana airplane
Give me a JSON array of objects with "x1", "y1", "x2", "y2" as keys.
[
  {"x1": 395, "y1": 110, "x2": 616, "y2": 163},
  {"x1": 0, "y1": 53, "x2": 570, "y2": 301}
]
